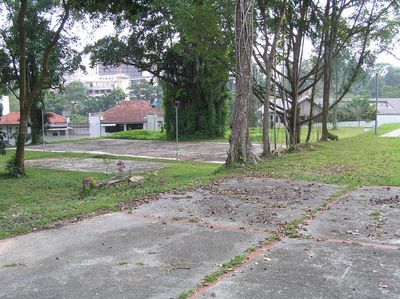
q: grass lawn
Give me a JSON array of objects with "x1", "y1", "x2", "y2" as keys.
[
  {"x1": 106, "y1": 126, "x2": 365, "y2": 144},
  {"x1": 229, "y1": 123, "x2": 400, "y2": 187},
  {"x1": 0, "y1": 123, "x2": 398, "y2": 239},
  {"x1": 0, "y1": 151, "x2": 220, "y2": 239}
]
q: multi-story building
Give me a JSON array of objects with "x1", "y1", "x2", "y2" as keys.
[
  {"x1": 83, "y1": 74, "x2": 131, "y2": 99},
  {"x1": 97, "y1": 63, "x2": 143, "y2": 80}
]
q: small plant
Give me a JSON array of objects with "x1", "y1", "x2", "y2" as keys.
[
  {"x1": 116, "y1": 160, "x2": 126, "y2": 173},
  {"x1": 117, "y1": 260, "x2": 129, "y2": 266},
  {"x1": 102, "y1": 157, "x2": 113, "y2": 173},
  {"x1": 179, "y1": 289, "x2": 195, "y2": 299},
  {"x1": 6, "y1": 154, "x2": 25, "y2": 177},
  {"x1": 187, "y1": 216, "x2": 199, "y2": 223},
  {"x1": 82, "y1": 177, "x2": 96, "y2": 194},
  {"x1": 3, "y1": 262, "x2": 25, "y2": 268},
  {"x1": 371, "y1": 210, "x2": 382, "y2": 221},
  {"x1": 203, "y1": 255, "x2": 246, "y2": 284},
  {"x1": 0, "y1": 130, "x2": 6, "y2": 155}
]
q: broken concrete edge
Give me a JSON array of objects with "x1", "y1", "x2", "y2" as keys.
[
  {"x1": 132, "y1": 213, "x2": 274, "y2": 235},
  {"x1": 94, "y1": 176, "x2": 144, "y2": 188}
]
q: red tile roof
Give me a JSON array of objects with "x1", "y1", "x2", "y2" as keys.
[
  {"x1": 101, "y1": 100, "x2": 164, "y2": 124},
  {"x1": 47, "y1": 112, "x2": 67, "y2": 124},
  {"x1": 0, "y1": 112, "x2": 20, "y2": 125},
  {"x1": 0, "y1": 111, "x2": 67, "y2": 125}
]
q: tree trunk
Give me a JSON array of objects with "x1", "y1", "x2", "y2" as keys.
[
  {"x1": 30, "y1": 102, "x2": 42, "y2": 145},
  {"x1": 15, "y1": 110, "x2": 29, "y2": 170},
  {"x1": 320, "y1": 0, "x2": 338, "y2": 141},
  {"x1": 262, "y1": 69, "x2": 271, "y2": 156},
  {"x1": 227, "y1": 0, "x2": 257, "y2": 164},
  {"x1": 332, "y1": 105, "x2": 338, "y2": 129},
  {"x1": 15, "y1": 0, "x2": 28, "y2": 171}
]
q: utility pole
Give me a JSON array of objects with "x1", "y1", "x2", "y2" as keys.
[
  {"x1": 41, "y1": 108, "x2": 45, "y2": 151},
  {"x1": 175, "y1": 101, "x2": 179, "y2": 160},
  {"x1": 375, "y1": 72, "x2": 378, "y2": 135}
]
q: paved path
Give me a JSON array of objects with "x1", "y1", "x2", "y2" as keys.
[
  {"x1": 381, "y1": 128, "x2": 400, "y2": 137},
  {"x1": 27, "y1": 139, "x2": 264, "y2": 163},
  {"x1": 1, "y1": 178, "x2": 399, "y2": 298},
  {"x1": 25, "y1": 158, "x2": 167, "y2": 174}
]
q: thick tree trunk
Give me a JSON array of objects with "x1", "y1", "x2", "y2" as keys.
[
  {"x1": 227, "y1": 0, "x2": 257, "y2": 165},
  {"x1": 30, "y1": 103, "x2": 42, "y2": 145},
  {"x1": 15, "y1": 110, "x2": 29, "y2": 170}
]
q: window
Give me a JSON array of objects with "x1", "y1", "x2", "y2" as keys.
[
  {"x1": 52, "y1": 132, "x2": 58, "y2": 136},
  {"x1": 60, "y1": 131, "x2": 66, "y2": 136},
  {"x1": 127, "y1": 124, "x2": 143, "y2": 130},
  {"x1": 105, "y1": 124, "x2": 124, "y2": 133}
]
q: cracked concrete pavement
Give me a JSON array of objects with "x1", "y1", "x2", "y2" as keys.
[
  {"x1": 1, "y1": 178, "x2": 399, "y2": 298},
  {"x1": 27, "y1": 139, "x2": 263, "y2": 163}
]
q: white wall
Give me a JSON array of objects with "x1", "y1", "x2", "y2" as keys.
[
  {"x1": 377, "y1": 115, "x2": 400, "y2": 126},
  {"x1": 89, "y1": 114, "x2": 102, "y2": 137},
  {"x1": 144, "y1": 114, "x2": 164, "y2": 131},
  {"x1": 0, "y1": 95, "x2": 10, "y2": 115}
]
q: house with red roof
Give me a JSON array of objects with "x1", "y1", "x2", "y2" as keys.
[
  {"x1": 89, "y1": 100, "x2": 164, "y2": 137},
  {"x1": 0, "y1": 111, "x2": 70, "y2": 145}
]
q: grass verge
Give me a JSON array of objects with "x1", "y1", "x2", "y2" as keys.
[
  {"x1": 0, "y1": 151, "x2": 221, "y2": 239},
  {"x1": 0, "y1": 123, "x2": 398, "y2": 239}
]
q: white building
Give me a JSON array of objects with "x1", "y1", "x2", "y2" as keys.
[
  {"x1": 83, "y1": 74, "x2": 131, "y2": 100},
  {"x1": 375, "y1": 98, "x2": 400, "y2": 125},
  {"x1": 89, "y1": 100, "x2": 164, "y2": 137},
  {"x1": 0, "y1": 95, "x2": 10, "y2": 116},
  {"x1": 0, "y1": 110, "x2": 71, "y2": 145}
]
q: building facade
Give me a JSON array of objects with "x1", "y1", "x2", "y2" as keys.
[
  {"x1": 89, "y1": 100, "x2": 164, "y2": 137},
  {"x1": 0, "y1": 111, "x2": 71, "y2": 145}
]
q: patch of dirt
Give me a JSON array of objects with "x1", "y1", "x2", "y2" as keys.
[
  {"x1": 369, "y1": 195, "x2": 400, "y2": 207},
  {"x1": 315, "y1": 165, "x2": 357, "y2": 175}
]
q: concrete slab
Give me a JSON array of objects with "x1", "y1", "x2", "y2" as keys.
[
  {"x1": 201, "y1": 239, "x2": 400, "y2": 299},
  {"x1": 135, "y1": 178, "x2": 341, "y2": 231},
  {"x1": 305, "y1": 186, "x2": 400, "y2": 245},
  {"x1": 27, "y1": 139, "x2": 263, "y2": 163},
  {"x1": 25, "y1": 158, "x2": 166, "y2": 174},
  {"x1": 381, "y1": 129, "x2": 400, "y2": 137},
  {"x1": 0, "y1": 213, "x2": 265, "y2": 299}
]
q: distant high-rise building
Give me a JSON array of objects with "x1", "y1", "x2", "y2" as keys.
[{"x1": 97, "y1": 63, "x2": 143, "y2": 80}]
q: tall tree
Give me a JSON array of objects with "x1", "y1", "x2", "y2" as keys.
[
  {"x1": 227, "y1": 0, "x2": 258, "y2": 164},
  {"x1": 87, "y1": 0, "x2": 233, "y2": 139},
  {"x1": 0, "y1": 0, "x2": 79, "y2": 172},
  {"x1": 253, "y1": 0, "x2": 287, "y2": 156}
]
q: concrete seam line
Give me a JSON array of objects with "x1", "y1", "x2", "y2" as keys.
[
  {"x1": 131, "y1": 213, "x2": 274, "y2": 235},
  {"x1": 189, "y1": 240, "x2": 280, "y2": 299},
  {"x1": 312, "y1": 236, "x2": 400, "y2": 251}
]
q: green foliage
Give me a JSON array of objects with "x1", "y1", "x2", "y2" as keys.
[
  {"x1": 130, "y1": 79, "x2": 163, "y2": 104},
  {"x1": 87, "y1": 0, "x2": 234, "y2": 139},
  {"x1": 337, "y1": 96, "x2": 376, "y2": 122},
  {"x1": 46, "y1": 82, "x2": 126, "y2": 117},
  {"x1": 5, "y1": 154, "x2": 25, "y2": 178},
  {"x1": 0, "y1": 151, "x2": 220, "y2": 239},
  {"x1": 80, "y1": 87, "x2": 126, "y2": 115},
  {"x1": 69, "y1": 114, "x2": 88, "y2": 123},
  {"x1": 46, "y1": 81, "x2": 88, "y2": 115},
  {"x1": 107, "y1": 130, "x2": 166, "y2": 141},
  {"x1": 203, "y1": 255, "x2": 246, "y2": 283},
  {"x1": 178, "y1": 289, "x2": 195, "y2": 299},
  {"x1": 0, "y1": 130, "x2": 6, "y2": 155}
]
